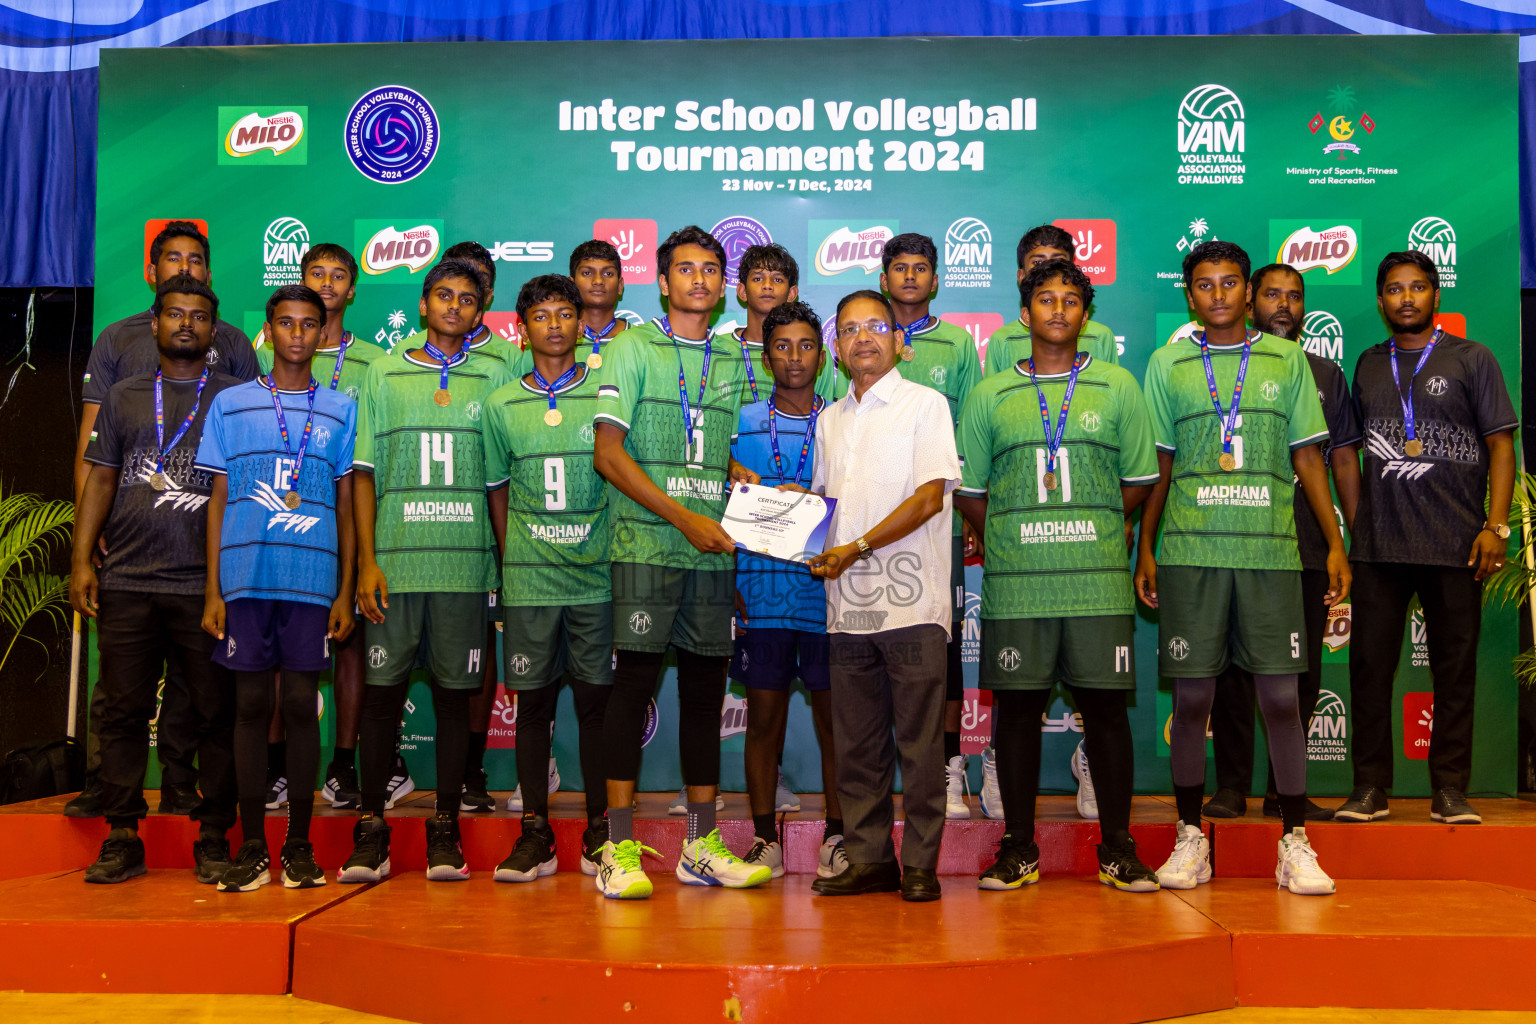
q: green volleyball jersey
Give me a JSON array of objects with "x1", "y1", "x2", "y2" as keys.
[
  {"x1": 483, "y1": 369, "x2": 609, "y2": 606},
  {"x1": 1143, "y1": 332, "x2": 1328, "y2": 571},
  {"x1": 256, "y1": 333, "x2": 386, "y2": 401},
  {"x1": 594, "y1": 319, "x2": 746, "y2": 571},
  {"x1": 958, "y1": 356, "x2": 1158, "y2": 618},
  {"x1": 354, "y1": 347, "x2": 513, "y2": 593},
  {"x1": 984, "y1": 318, "x2": 1120, "y2": 376},
  {"x1": 404, "y1": 326, "x2": 522, "y2": 377},
  {"x1": 896, "y1": 316, "x2": 982, "y2": 536},
  {"x1": 716, "y1": 326, "x2": 844, "y2": 408},
  {"x1": 511, "y1": 336, "x2": 596, "y2": 378}
]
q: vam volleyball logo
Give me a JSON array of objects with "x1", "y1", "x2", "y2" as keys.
[
  {"x1": 1408, "y1": 217, "x2": 1457, "y2": 288},
  {"x1": 1176, "y1": 84, "x2": 1245, "y2": 185},
  {"x1": 218, "y1": 108, "x2": 307, "y2": 164},
  {"x1": 943, "y1": 217, "x2": 992, "y2": 289},
  {"x1": 1307, "y1": 689, "x2": 1348, "y2": 762},
  {"x1": 262, "y1": 216, "x2": 310, "y2": 287},
  {"x1": 346, "y1": 85, "x2": 440, "y2": 184},
  {"x1": 1300, "y1": 310, "x2": 1345, "y2": 365}
]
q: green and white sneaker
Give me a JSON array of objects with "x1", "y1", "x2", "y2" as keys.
[
  {"x1": 1276, "y1": 829, "x2": 1335, "y2": 896},
  {"x1": 676, "y1": 829, "x2": 772, "y2": 889},
  {"x1": 596, "y1": 840, "x2": 659, "y2": 900}
]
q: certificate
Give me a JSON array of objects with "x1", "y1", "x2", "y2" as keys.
[{"x1": 720, "y1": 483, "x2": 836, "y2": 565}]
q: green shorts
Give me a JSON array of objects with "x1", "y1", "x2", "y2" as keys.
[
  {"x1": 611, "y1": 562, "x2": 735, "y2": 657},
  {"x1": 1156, "y1": 565, "x2": 1305, "y2": 677},
  {"x1": 502, "y1": 602, "x2": 614, "y2": 690},
  {"x1": 363, "y1": 591, "x2": 490, "y2": 690},
  {"x1": 980, "y1": 615, "x2": 1136, "y2": 691}
]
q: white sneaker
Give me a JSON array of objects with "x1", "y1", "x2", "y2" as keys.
[
  {"x1": 504, "y1": 757, "x2": 560, "y2": 812},
  {"x1": 1072, "y1": 741, "x2": 1099, "y2": 820},
  {"x1": 596, "y1": 840, "x2": 658, "y2": 900},
  {"x1": 817, "y1": 834, "x2": 850, "y2": 879},
  {"x1": 945, "y1": 755, "x2": 971, "y2": 819},
  {"x1": 979, "y1": 747, "x2": 1004, "y2": 820},
  {"x1": 384, "y1": 759, "x2": 414, "y2": 810},
  {"x1": 1276, "y1": 829, "x2": 1335, "y2": 895},
  {"x1": 774, "y1": 770, "x2": 800, "y2": 813},
  {"x1": 667, "y1": 787, "x2": 726, "y2": 816},
  {"x1": 1156, "y1": 821, "x2": 1213, "y2": 890},
  {"x1": 676, "y1": 829, "x2": 772, "y2": 888},
  {"x1": 744, "y1": 838, "x2": 786, "y2": 879}
]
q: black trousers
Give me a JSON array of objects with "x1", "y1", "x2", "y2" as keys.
[
  {"x1": 1211, "y1": 568, "x2": 1329, "y2": 795},
  {"x1": 828, "y1": 624, "x2": 948, "y2": 870},
  {"x1": 85, "y1": 641, "x2": 199, "y2": 790},
  {"x1": 95, "y1": 590, "x2": 235, "y2": 830},
  {"x1": 1349, "y1": 562, "x2": 1483, "y2": 792}
]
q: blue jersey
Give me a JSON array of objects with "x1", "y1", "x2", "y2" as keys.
[
  {"x1": 195, "y1": 378, "x2": 357, "y2": 608},
  {"x1": 730, "y1": 397, "x2": 826, "y2": 634}
]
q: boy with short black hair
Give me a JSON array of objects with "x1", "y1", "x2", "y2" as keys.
[{"x1": 985, "y1": 224, "x2": 1119, "y2": 375}]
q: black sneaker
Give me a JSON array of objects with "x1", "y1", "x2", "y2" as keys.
[
  {"x1": 321, "y1": 760, "x2": 361, "y2": 810},
  {"x1": 158, "y1": 785, "x2": 201, "y2": 816},
  {"x1": 494, "y1": 818, "x2": 557, "y2": 883},
  {"x1": 64, "y1": 778, "x2": 104, "y2": 818},
  {"x1": 192, "y1": 833, "x2": 232, "y2": 885},
  {"x1": 1333, "y1": 785, "x2": 1390, "y2": 822},
  {"x1": 1261, "y1": 794, "x2": 1336, "y2": 822},
  {"x1": 1201, "y1": 788, "x2": 1247, "y2": 818},
  {"x1": 460, "y1": 766, "x2": 494, "y2": 813},
  {"x1": 1430, "y1": 788, "x2": 1482, "y2": 824},
  {"x1": 384, "y1": 756, "x2": 415, "y2": 809},
  {"x1": 84, "y1": 827, "x2": 146, "y2": 884},
  {"x1": 217, "y1": 839, "x2": 272, "y2": 892},
  {"x1": 338, "y1": 816, "x2": 392, "y2": 883},
  {"x1": 580, "y1": 822, "x2": 608, "y2": 877},
  {"x1": 280, "y1": 838, "x2": 327, "y2": 888},
  {"x1": 977, "y1": 835, "x2": 1040, "y2": 891},
  {"x1": 1097, "y1": 836, "x2": 1160, "y2": 893},
  {"x1": 264, "y1": 769, "x2": 289, "y2": 810},
  {"x1": 425, "y1": 814, "x2": 470, "y2": 881}
]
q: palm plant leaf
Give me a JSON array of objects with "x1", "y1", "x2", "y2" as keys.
[{"x1": 0, "y1": 482, "x2": 76, "y2": 680}]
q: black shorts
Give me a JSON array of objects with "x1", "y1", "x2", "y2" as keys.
[
  {"x1": 214, "y1": 598, "x2": 332, "y2": 672},
  {"x1": 729, "y1": 628, "x2": 830, "y2": 691}
]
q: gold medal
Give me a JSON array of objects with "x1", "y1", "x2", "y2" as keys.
[
  {"x1": 1218, "y1": 452, "x2": 1237, "y2": 472},
  {"x1": 1042, "y1": 470, "x2": 1058, "y2": 492},
  {"x1": 433, "y1": 388, "x2": 452, "y2": 407},
  {"x1": 149, "y1": 471, "x2": 168, "y2": 491},
  {"x1": 586, "y1": 352, "x2": 603, "y2": 370},
  {"x1": 544, "y1": 408, "x2": 563, "y2": 428},
  {"x1": 283, "y1": 491, "x2": 301, "y2": 510},
  {"x1": 900, "y1": 347, "x2": 915, "y2": 362},
  {"x1": 1404, "y1": 438, "x2": 1423, "y2": 457}
]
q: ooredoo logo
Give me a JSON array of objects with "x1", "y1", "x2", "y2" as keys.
[
  {"x1": 358, "y1": 223, "x2": 440, "y2": 275},
  {"x1": 346, "y1": 85, "x2": 440, "y2": 184},
  {"x1": 938, "y1": 312, "x2": 1003, "y2": 365},
  {"x1": 1269, "y1": 220, "x2": 1362, "y2": 285},
  {"x1": 809, "y1": 220, "x2": 898, "y2": 283},
  {"x1": 710, "y1": 216, "x2": 773, "y2": 287},
  {"x1": 593, "y1": 219, "x2": 657, "y2": 285},
  {"x1": 942, "y1": 217, "x2": 992, "y2": 289},
  {"x1": 1408, "y1": 216, "x2": 1457, "y2": 288},
  {"x1": 1300, "y1": 310, "x2": 1345, "y2": 366},
  {"x1": 1403, "y1": 692, "x2": 1434, "y2": 759},
  {"x1": 221, "y1": 109, "x2": 306, "y2": 161},
  {"x1": 1176, "y1": 84, "x2": 1246, "y2": 185},
  {"x1": 1052, "y1": 219, "x2": 1117, "y2": 285}
]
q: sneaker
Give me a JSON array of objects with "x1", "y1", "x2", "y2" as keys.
[
  {"x1": 84, "y1": 827, "x2": 146, "y2": 884},
  {"x1": 281, "y1": 838, "x2": 326, "y2": 888},
  {"x1": 384, "y1": 757, "x2": 414, "y2": 810},
  {"x1": 1260, "y1": 793, "x2": 1335, "y2": 822},
  {"x1": 817, "y1": 834, "x2": 849, "y2": 879},
  {"x1": 1071, "y1": 741, "x2": 1098, "y2": 820},
  {"x1": 192, "y1": 834, "x2": 231, "y2": 885},
  {"x1": 424, "y1": 814, "x2": 470, "y2": 881},
  {"x1": 158, "y1": 785, "x2": 201, "y2": 816},
  {"x1": 1333, "y1": 784, "x2": 1390, "y2": 822},
  {"x1": 264, "y1": 770, "x2": 288, "y2": 810},
  {"x1": 1155, "y1": 821, "x2": 1212, "y2": 890},
  {"x1": 1097, "y1": 837, "x2": 1160, "y2": 893},
  {"x1": 978, "y1": 835, "x2": 1040, "y2": 891},
  {"x1": 504, "y1": 757, "x2": 560, "y2": 812},
  {"x1": 64, "y1": 778, "x2": 104, "y2": 818},
  {"x1": 337, "y1": 816, "x2": 391, "y2": 883},
  {"x1": 580, "y1": 822, "x2": 608, "y2": 877},
  {"x1": 460, "y1": 766, "x2": 494, "y2": 814},
  {"x1": 321, "y1": 761, "x2": 361, "y2": 810},
  {"x1": 676, "y1": 829, "x2": 772, "y2": 888},
  {"x1": 944, "y1": 755, "x2": 971, "y2": 820},
  {"x1": 1276, "y1": 829, "x2": 1335, "y2": 895},
  {"x1": 744, "y1": 838, "x2": 786, "y2": 879},
  {"x1": 218, "y1": 839, "x2": 272, "y2": 893},
  {"x1": 1430, "y1": 788, "x2": 1482, "y2": 824},
  {"x1": 596, "y1": 839, "x2": 659, "y2": 900},
  {"x1": 1202, "y1": 788, "x2": 1247, "y2": 818},
  {"x1": 774, "y1": 770, "x2": 801, "y2": 813},
  {"x1": 667, "y1": 787, "x2": 726, "y2": 816},
  {"x1": 979, "y1": 748, "x2": 1004, "y2": 821},
  {"x1": 494, "y1": 819, "x2": 558, "y2": 883}
]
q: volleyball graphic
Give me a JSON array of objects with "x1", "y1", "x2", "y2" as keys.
[
  {"x1": 1408, "y1": 216, "x2": 1455, "y2": 250},
  {"x1": 1179, "y1": 84, "x2": 1244, "y2": 125}
]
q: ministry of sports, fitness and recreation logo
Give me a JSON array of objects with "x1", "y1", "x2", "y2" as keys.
[
  {"x1": 357, "y1": 222, "x2": 441, "y2": 276},
  {"x1": 942, "y1": 217, "x2": 992, "y2": 289},
  {"x1": 218, "y1": 108, "x2": 307, "y2": 165},
  {"x1": 809, "y1": 220, "x2": 898, "y2": 284},
  {"x1": 510, "y1": 653, "x2": 531, "y2": 676},
  {"x1": 1408, "y1": 216, "x2": 1458, "y2": 288},
  {"x1": 367, "y1": 645, "x2": 388, "y2": 668},
  {"x1": 629, "y1": 610, "x2": 653, "y2": 635},
  {"x1": 996, "y1": 647, "x2": 1022, "y2": 671},
  {"x1": 1176, "y1": 84, "x2": 1245, "y2": 185},
  {"x1": 1269, "y1": 220, "x2": 1362, "y2": 286},
  {"x1": 1078, "y1": 409, "x2": 1102, "y2": 433},
  {"x1": 1306, "y1": 85, "x2": 1374, "y2": 162},
  {"x1": 262, "y1": 216, "x2": 310, "y2": 287},
  {"x1": 1301, "y1": 310, "x2": 1345, "y2": 366},
  {"x1": 1167, "y1": 636, "x2": 1191, "y2": 661},
  {"x1": 1307, "y1": 689, "x2": 1348, "y2": 762},
  {"x1": 346, "y1": 85, "x2": 439, "y2": 184},
  {"x1": 710, "y1": 216, "x2": 773, "y2": 287}
]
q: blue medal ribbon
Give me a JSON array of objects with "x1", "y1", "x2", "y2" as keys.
[
  {"x1": 264, "y1": 374, "x2": 319, "y2": 503},
  {"x1": 661, "y1": 317, "x2": 713, "y2": 454},
  {"x1": 152, "y1": 367, "x2": 210, "y2": 483},
  {"x1": 898, "y1": 314, "x2": 932, "y2": 359},
  {"x1": 734, "y1": 328, "x2": 759, "y2": 403},
  {"x1": 582, "y1": 317, "x2": 618, "y2": 359},
  {"x1": 532, "y1": 363, "x2": 580, "y2": 414},
  {"x1": 1026, "y1": 353, "x2": 1085, "y2": 479},
  {"x1": 421, "y1": 336, "x2": 469, "y2": 393},
  {"x1": 1196, "y1": 330, "x2": 1258, "y2": 459},
  {"x1": 1389, "y1": 326, "x2": 1443, "y2": 449},
  {"x1": 767, "y1": 393, "x2": 824, "y2": 487},
  {"x1": 325, "y1": 330, "x2": 353, "y2": 392}
]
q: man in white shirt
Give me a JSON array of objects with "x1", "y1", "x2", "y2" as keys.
[{"x1": 806, "y1": 289, "x2": 962, "y2": 902}]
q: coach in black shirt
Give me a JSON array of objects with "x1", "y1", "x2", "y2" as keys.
[{"x1": 1336, "y1": 251, "x2": 1516, "y2": 826}]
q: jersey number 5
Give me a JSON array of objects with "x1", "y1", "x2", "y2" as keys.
[{"x1": 544, "y1": 457, "x2": 566, "y2": 511}]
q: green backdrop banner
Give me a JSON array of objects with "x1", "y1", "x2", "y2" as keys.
[{"x1": 96, "y1": 35, "x2": 1519, "y2": 798}]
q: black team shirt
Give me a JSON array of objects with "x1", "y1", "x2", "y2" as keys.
[
  {"x1": 83, "y1": 311, "x2": 255, "y2": 405},
  {"x1": 1294, "y1": 353, "x2": 1362, "y2": 571}
]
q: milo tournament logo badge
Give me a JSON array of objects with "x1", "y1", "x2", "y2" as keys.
[
  {"x1": 1270, "y1": 221, "x2": 1362, "y2": 286},
  {"x1": 809, "y1": 220, "x2": 898, "y2": 284},
  {"x1": 357, "y1": 221, "x2": 442, "y2": 276},
  {"x1": 1300, "y1": 311, "x2": 1345, "y2": 366},
  {"x1": 942, "y1": 217, "x2": 992, "y2": 289},
  {"x1": 262, "y1": 217, "x2": 310, "y2": 287},
  {"x1": 1175, "y1": 84, "x2": 1245, "y2": 185},
  {"x1": 218, "y1": 107, "x2": 308, "y2": 165},
  {"x1": 710, "y1": 216, "x2": 773, "y2": 287},
  {"x1": 1408, "y1": 217, "x2": 1457, "y2": 288},
  {"x1": 346, "y1": 85, "x2": 440, "y2": 184}
]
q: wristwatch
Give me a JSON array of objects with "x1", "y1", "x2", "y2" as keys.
[
  {"x1": 1483, "y1": 521, "x2": 1511, "y2": 541},
  {"x1": 854, "y1": 536, "x2": 873, "y2": 560}
]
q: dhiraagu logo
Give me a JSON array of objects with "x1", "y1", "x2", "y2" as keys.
[{"x1": 218, "y1": 107, "x2": 308, "y2": 165}]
